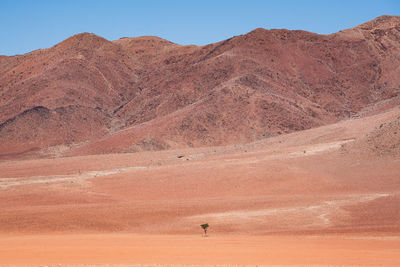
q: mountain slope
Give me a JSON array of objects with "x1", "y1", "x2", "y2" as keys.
[{"x1": 1, "y1": 16, "x2": 400, "y2": 157}]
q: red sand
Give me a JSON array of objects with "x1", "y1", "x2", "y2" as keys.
[
  {"x1": 1, "y1": 234, "x2": 400, "y2": 266},
  {"x1": 0, "y1": 108, "x2": 399, "y2": 265},
  {"x1": 1, "y1": 15, "x2": 400, "y2": 266}
]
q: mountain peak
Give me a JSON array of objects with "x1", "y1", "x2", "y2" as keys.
[
  {"x1": 55, "y1": 32, "x2": 110, "y2": 50},
  {"x1": 1, "y1": 16, "x2": 400, "y2": 156},
  {"x1": 355, "y1": 15, "x2": 400, "y2": 31}
]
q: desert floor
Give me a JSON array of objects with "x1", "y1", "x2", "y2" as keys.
[
  {"x1": 1, "y1": 234, "x2": 400, "y2": 266},
  {"x1": 0, "y1": 108, "x2": 399, "y2": 266}
]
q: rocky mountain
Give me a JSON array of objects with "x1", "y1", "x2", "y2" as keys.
[{"x1": 1, "y1": 15, "x2": 399, "y2": 157}]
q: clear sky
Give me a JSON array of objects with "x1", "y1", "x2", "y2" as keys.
[{"x1": 1, "y1": 0, "x2": 399, "y2": 56}]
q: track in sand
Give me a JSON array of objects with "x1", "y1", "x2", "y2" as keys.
[{"x1": 0, "y1": 107, "x2": 399, "y2": 265}]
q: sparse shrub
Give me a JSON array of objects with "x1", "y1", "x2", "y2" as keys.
[
  {"x1": 200, "y1": 223, "x2": 209, "y2": 236},
  {"x1": 311, "y1": 111, "x2": 317, "y2": 118}
]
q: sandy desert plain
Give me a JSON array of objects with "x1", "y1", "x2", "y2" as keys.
[
  {"x1": 0, "y1": 105, "x2": 399, "y2": 266},
  {"x1": 1, "y1": 15, "x2": 400, "y2": 266}
]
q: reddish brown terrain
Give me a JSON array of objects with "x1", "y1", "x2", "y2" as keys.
[
  {"x1": 1, "y1": 15, "x2": 400, "y2": 156},
  {"x1": 0, "y1": 15, "x2": 400, "y2": 266}
]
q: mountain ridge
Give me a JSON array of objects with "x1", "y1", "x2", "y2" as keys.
[{"x1": 1, "y1": 15, "x2": 399, "y2": 157}]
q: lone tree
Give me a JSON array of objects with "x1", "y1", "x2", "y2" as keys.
[{"x1": 200, "y1": 223, "x2": 209, "y2": 236}]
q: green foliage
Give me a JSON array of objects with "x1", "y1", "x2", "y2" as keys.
[
  {"x1": 201, "y1": 223, "x2": 209, "y2": 230},
  {"x1": 200, "y1": 223, "x2": 209, "y2": 235},
  {"x1": 311, "y1": 111, "x2": 317, "y2": 118}
]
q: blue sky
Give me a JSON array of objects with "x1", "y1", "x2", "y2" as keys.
[{"x1": 1, "y1": 0, "x2": 399, "y2": 56}]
